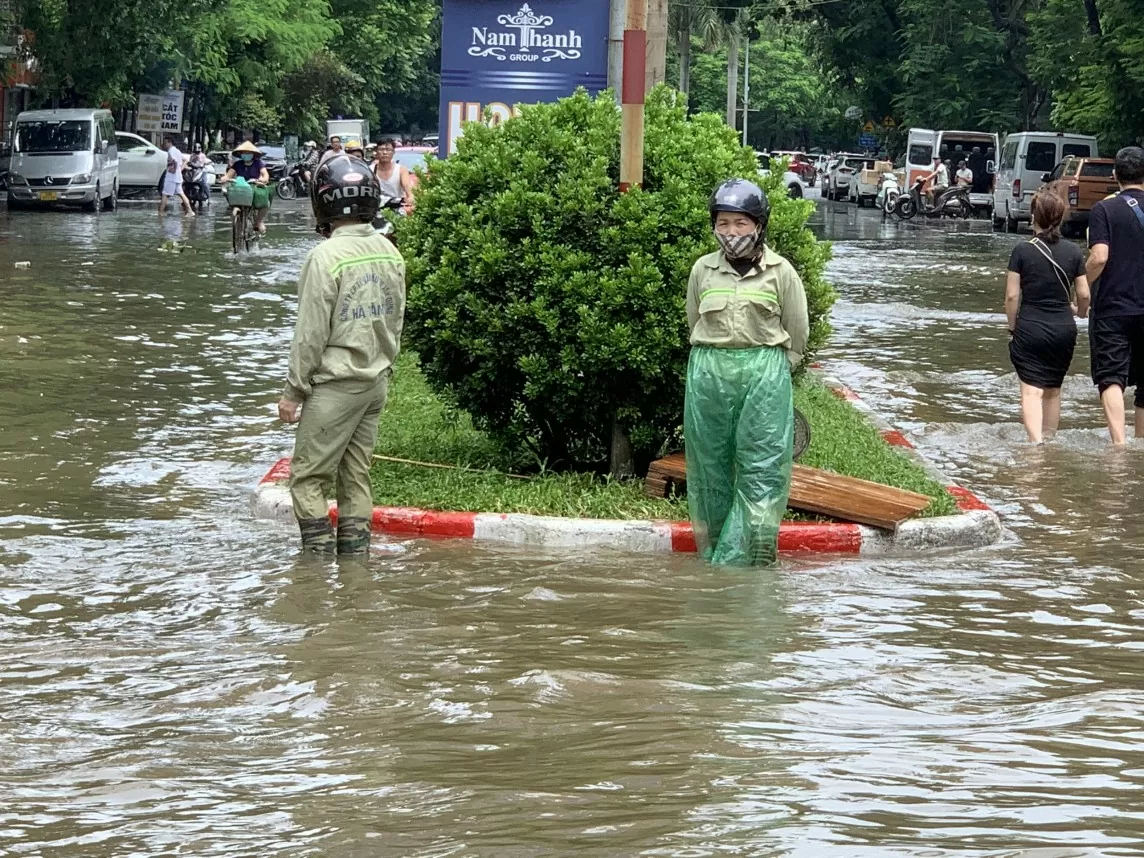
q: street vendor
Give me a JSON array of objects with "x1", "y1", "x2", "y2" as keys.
[{"x1": 684, "y1": 179, "x2": 809, "y2": 566}]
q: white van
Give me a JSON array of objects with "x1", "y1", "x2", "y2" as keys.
[
  {"x1": 6, "y1": 109, "x2": 119, "y2": 212},
  {"x1": 992, "y1": 131, "x2": 1099, "y2": 231},
  {"x1": 905, "y1": 128, "x2": 1000, "y2": 213}
]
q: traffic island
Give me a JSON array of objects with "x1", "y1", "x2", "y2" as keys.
[{"x1": 251, "y1": 355, "x2": 1002, "y2": 555}]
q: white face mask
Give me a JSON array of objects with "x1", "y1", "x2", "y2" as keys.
[{"x1": 716, "y1": 227, "x2": 761, "y2": 260}]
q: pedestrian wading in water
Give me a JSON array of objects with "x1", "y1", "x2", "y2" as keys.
[
  {"x1": 684, "y1": 179, "x2": 810, "y2": 566},
  {"x1": 1005, "y1": 190, "x2": 1090, "y2": 443},
  {"x1": 277, "y1": 153, "x2": 407, "y2": 555},
  {"x1": 1085, "y1": 145, "x2": 1144, "y2": 444}
]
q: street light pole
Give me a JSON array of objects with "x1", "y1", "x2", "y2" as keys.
[{"x1": 619, "y1": 0, "x2": 647, "y2": 192}]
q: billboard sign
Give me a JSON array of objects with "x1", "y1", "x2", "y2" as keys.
[
  {"x1": 137, "y1": 90, "x2": 185, "y2": 135},
  {"x1": 439, "y1": 0, "x2": 610, "y2": 154}
]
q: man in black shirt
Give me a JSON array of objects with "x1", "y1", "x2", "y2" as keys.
[{"x1": 1087, "y1": 146, "x2": 1144, "y2": 444}]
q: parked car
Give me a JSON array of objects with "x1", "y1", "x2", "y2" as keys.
[
  {"x1": 257, "y1": 145, "x2": 288, "y2": 180},
  {"x1": 771, "y1": 151, "x2": 817, "y2": 187},
  {"x1": 993, "y1": 131, "x2": 1098, "y2": 232},
  {"x1": 114, "y1": 131, "x2": 165, "y2": 192},
  {"x1": 756, "y1": 152, "x2": 807, "y2": 199},
  {"x1": 846, "y1": 158, "x2": 881, "y2": 207},
  {"x1": 1041, "y1": 156, "x2": 1117, "y2": 237},
  {"x1": 823, "y1": 154, "x2": 870, "y2": 201},
  {"x1": 6, "y1": 109, "x2": 119, "y2": 212}
]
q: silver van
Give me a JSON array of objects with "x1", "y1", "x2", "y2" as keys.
[
  {"x1": 7, "y1": 109, "x2": 119, "y2": 212},
  {"x1": 992, "y1": 131, "x2": 1098, "y2": 231}
]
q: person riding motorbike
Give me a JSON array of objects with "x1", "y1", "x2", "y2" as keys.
[
  {"x1": 220, "y1": 141, "x2": 271, "y2": 234},
  {"x1": 300, "y1": 140, "x2": 319, "y2": 186},
  {"x1": 921, "y1": 157, "x2": 950, "y2": 206},
  {"x1": 371, "y1": 138, "x2": 416, "y2": 213},
  {"x1": 187, "y1": 143, "x2": 212, "y2": 209}
]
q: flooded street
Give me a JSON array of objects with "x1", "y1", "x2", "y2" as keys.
[{"x1": 4, "y1": 198, "x2": 1144, "y2": 856}]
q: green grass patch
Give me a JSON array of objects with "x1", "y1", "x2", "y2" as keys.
[{"x1": 369, "y1": 354, "x2": 956, "y2": 520}]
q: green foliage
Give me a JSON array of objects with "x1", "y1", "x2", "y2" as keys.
[
  {"x1": 681, "y1": 19, "x2": 853, "y2": 151},
  {"x1": 19, "y1": 0, "x2": 440, "y2": 138},
  {"x1": 400, "y1": 87, "x2": 834, "y2": 471},
  {"x1": 1029, "y1": 0, "x2": 1144, "y2": 149}
]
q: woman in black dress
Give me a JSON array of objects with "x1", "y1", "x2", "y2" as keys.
[{"x1": 1005, "y1": 191, "x2": 1091, "y2": 443}]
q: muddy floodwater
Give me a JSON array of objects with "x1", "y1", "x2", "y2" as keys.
[{"x1": 3, "y1": 197, "x2": 1144, "y2": 856}]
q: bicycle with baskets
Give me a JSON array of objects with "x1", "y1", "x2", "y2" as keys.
[{"x1": 222, "y1": 179, "x2": 268, "y2": 253}]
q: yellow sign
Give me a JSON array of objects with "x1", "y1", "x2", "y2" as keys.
[
  {"x1": 882, "y1": 115, "x2": 896, "y2": 128},
  {"x1": 863, "y1": 120, "x2": 875, "y2": 132}
]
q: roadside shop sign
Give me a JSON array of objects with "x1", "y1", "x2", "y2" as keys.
[
  {"x1": 439, "y1": 0, "x2": 611, "y2": 154},
  {"x1": 137, "y1": 90, "x2": 185, "y2": 135}
]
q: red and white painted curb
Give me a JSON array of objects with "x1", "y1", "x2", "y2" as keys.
[{"x1": 251, "y1": 381, "x2": 1002, "y2": 555}]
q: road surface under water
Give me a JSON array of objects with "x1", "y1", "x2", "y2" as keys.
[{"x1": 2, "y1": 198, "x2": 1144, "y2": 856}]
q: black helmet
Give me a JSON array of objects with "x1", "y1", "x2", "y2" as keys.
[
  {"x1": 311, "y1": 154, "x2": 380, "y2": 232},
  {"x1": 710, "y1": 179, "x2": 769, "y2": 231}
]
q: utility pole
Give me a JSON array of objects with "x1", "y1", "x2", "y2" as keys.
[
  {"x1": 607, "y1": 0, "x2": 626, "y2": 101},
  {"x1": 742, "y1": 37, "x2": 750, "y2": 147},
  {"x1": 645, "y1": 0, "x2": 668, "y2": 93},
  {"x1": 613, "y1": 0, "x2": 648, "y2": 478},
  {"x1": 619, "y1": 0, "x2": 647, "y2": 192}
]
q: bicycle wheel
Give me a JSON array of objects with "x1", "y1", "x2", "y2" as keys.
[
  {"x1": 244, "y1": 210, "x2": 257, "y2": 251},
  {"x1": 231, "y1": 208, "x2": 244, "y2": 254}
]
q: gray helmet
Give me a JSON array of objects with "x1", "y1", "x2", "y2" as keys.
[{"x1": 710, "y1": 179, "x2": 770, "y2": 232}]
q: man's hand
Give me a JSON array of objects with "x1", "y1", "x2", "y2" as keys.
[{"x1": 278, "y1": 398, "x2": 302, "y2": 423}]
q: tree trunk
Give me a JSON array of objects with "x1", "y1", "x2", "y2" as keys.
[
  {"x1": 678, "y1": 6, "x2": 691, "y2": 97},
  {"x1": 1083, "y1": 0, "x2": 1102, "y2": 35},
  {"x1": 610, "y1": 421, "x2": 634, "y2": 479},
  {"x1": 725, "y1": 29, "x2": 739, "y2": 129}
]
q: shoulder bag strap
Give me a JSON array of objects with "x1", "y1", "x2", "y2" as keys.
[
  {"x1": 1124, "y1": 195, "x2": 1144, "y2": 232},
  {"x1": 1028, "y1": 237, "x2": 1074, "y2": 303}
]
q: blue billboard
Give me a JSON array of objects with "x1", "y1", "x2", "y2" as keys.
[{"x1": 439, "y1": 0, "x2": 611, "y2": 154}]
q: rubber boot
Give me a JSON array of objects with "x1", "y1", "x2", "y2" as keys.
[
  {"x1": 337, "y1": 516, "x2": 372, "y2": 556},
  {"x1": 297, "y1": 516, "x2": 336, "y2": 554}
]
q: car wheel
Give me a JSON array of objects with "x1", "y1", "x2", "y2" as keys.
[
  {"x1": 1005, "y1": 205, "x2": 1019, "y2": 233},
  {"x1": 7, "y1": 197, "x2": 28, "y2": 212},
  {"x1": 788, "y1": 182, "x2": 803, "y2": 199},
  {"x1": 84, "y1": 184, "x2": 100, "y2": 213},
  {"x1": 102, "y1": 183, "x2": 118, "y2": 212},
  {"x1": 991, "y1": 208, "x2": 1004, "y2": 230}
]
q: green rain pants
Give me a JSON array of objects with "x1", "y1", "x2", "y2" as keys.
[
  {"x1": 684, "y1": 345, "x2": 794, "y2": 567},
  {"x1": 290, "y1": 374, "x2": 389, "y2": 548}
]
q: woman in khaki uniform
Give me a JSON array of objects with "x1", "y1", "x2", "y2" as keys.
[{"x1": 685, "y1": 179, "x2": 809, "y2": 566}]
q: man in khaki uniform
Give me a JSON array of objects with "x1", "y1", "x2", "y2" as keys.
[{"x1": 277, "y1": 154, "x2": 406, "y2": 555}]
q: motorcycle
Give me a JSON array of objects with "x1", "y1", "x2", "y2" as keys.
[
  {"x1": 372, "y1": 196, "x2": 404, "y2": 244},
  {"x1": 877, "y1": 171, "x2": 900, "y2": 217},
  {"x1": 183, "y1": 164, "x2": 213, "y2": 209},
  {"x1": 276, "y1": 162, "x2": 310, "y2": 201},
  {"x1": 895, "y1": 178, "x2": 971, "y2": 220}
]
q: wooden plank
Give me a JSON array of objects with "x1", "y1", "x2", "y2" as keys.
[
  {"x1": 643, "y1": 453, "x2": 931, "y2": 530},
  {"x1": 789, "y1": 464, "x2": 930, "y2": 531}
]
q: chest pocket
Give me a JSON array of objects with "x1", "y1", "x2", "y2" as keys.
[
  {"x1": 743, "y1": 290, "x2": 780, "y2": 317},
  {"x1": 698, "y1": 290, "x2": 732, "y2": 338}
]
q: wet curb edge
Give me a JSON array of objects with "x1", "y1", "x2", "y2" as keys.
[{"x1": 250, "y1": 379, "x2": 1002, "y2": 556}]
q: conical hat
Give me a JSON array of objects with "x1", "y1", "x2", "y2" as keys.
[{"x1": 232, "y1": 140, "x2": 263, "y2": 156}]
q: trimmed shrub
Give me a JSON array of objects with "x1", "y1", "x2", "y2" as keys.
[{"x1": 401, "y1": 87, "x2": 834, "y2": 471}]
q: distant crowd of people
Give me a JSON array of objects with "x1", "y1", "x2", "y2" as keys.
[{"x1": 1005, "y1": 146, "x2": 1144, "y2": 445}]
